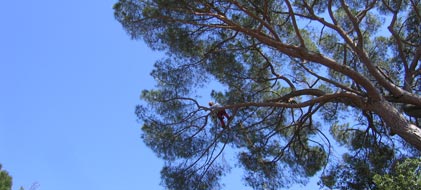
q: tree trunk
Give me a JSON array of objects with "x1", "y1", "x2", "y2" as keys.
[{"x1": 372, "y1": 101, "x2": 421, "y2": 151}]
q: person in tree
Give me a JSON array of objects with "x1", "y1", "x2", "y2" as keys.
[{"x1": 209, "y1": 101, "x2": 230, "y2": 128}]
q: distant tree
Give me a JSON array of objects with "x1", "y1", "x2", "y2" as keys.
[
  {"x1": 18, "y1": 182, "x2": 40, "y2": 190},
  {"x1": 0, "y1": 164, "x2": 12, "y2": 190},
  {"x1": 114, "y1": 0, "x2": 421, "y2": 189},
  {"x1": 373, "y1": 158, "x2": 421, "y2": 190}
]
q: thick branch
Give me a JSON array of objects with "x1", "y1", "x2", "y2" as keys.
[
  {"x1": 217, "y1": 91, "x2": 365, "y2": 110},
  {"x1": 370, "y1": 101, "x2": 421, "y2": 151}
]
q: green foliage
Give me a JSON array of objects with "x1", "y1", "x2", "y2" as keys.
[
  {"x1": 161, "y1": 164, "x2": 225, "y2": 190},
  {"x1": 322, "y1": 118, "x2": 398, "y2": 189},
  {"x1": 0, "y1": 164, "x2": 12, "y2": 190},
  {"x1": 115, "y1": 0, "x2": 421, "y2": 189},
  {"x1": 373, "y1": 158, "x2": 421, "y2": 190}
]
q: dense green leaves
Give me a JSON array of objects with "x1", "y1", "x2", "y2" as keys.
[
  {"x1": 0, "y1": 164, "x2": 12, "y2": 190},
  {"x1": 373, "y1": 158, "x2": 421, "y2": 190},
  {"x1": 161, "y1": 164, "x2": 225, "y2": 190},
  {"x1": 115, "y1": 0, "x2": 421, "y2": 189}
]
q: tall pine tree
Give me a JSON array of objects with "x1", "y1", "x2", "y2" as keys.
[{"x1": 114, "y1": 0, "x2": 421, "y2": 189}]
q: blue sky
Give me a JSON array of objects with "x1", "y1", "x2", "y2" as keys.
[
  {"x1": 0, "y1": 1, "x2": 318, "y2": 190},
  {"x1": 0, "y1": 1, "x2": 163, "y2": 189}
]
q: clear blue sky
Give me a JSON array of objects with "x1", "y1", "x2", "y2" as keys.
[
  {"x1": 0, "y1": 1, "x2": 163, "y2": 189},
  {"x1": 0, "y1": 1, "x2": 318, "y2": 190}
]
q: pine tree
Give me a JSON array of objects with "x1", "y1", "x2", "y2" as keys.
[{"x1": 114, "y1": 0, "x2": 421, "y2": 189}]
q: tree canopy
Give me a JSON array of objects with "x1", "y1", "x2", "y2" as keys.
[
  {"x1": 114, "y1": 0, "x2": 421, "y2": 189},
  {"x1": 373, "y1": 158, "x2": 421, "y2": 190},
  {"x1": 0, "y1": 164, "x2": 12, "y2": 190}
]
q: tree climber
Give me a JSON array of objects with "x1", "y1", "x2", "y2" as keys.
[{"x1": 209, "y1": 101, "x2": 230, "y2": 128}]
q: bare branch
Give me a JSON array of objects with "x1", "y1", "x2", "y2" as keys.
[
  {"x1": 253, "y1": 45, "x2": 296, "y2": 91},
  {"x1": 298, "y1": 61, "x2": 364, "y2": 96}
]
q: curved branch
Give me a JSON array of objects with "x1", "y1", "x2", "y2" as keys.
[
  {"x1": 339, "y1": 0, "x2": 364, "y2": 49},
  {"x1": 227, "y1": 0, "x2": 280, "y2": 41},
  {"x1": 285, "y1": 0, "x2": 306, "y2": 48},
  {"x1": 254, "y1": 45, "x2": 296, "y2": 91},
  {"x1": 221, "y1": 91, "x2": 365, "y2": 110},
  {"x1": 298, "y1": 61, "x2": 364, "y2": 96}
]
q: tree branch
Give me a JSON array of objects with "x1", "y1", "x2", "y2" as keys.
[{"x1": 285, "y1": 0, "x2": 306, "y2": 48}]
